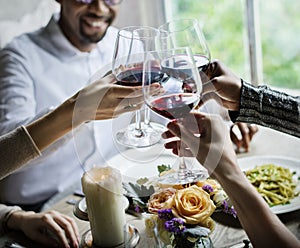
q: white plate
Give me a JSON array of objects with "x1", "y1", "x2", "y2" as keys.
[
  {"x1": 238, "y1": 155, "x2": 300, "y2": 214},
  {"x1": 107, "y1": 145, "x2": 204, "y2": 182},
  {"x1": 107, "y1": 145, "x2": 179, "y2": 181}
]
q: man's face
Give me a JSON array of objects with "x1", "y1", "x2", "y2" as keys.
[{"x1": 57, "y1": 0, "x2": 119, "y2": 51}]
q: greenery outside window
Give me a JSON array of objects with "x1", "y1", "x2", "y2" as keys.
[{"x1": 164, "y1": 0, "x2": 300, "y2": 91}]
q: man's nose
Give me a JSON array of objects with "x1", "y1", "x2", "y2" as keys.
[{"x1": 90, "y1": 0, "x2": 110, "y2": 13}]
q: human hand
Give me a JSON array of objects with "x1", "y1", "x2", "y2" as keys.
[
  {"x1": 162, "y1": 112, "x2": 239, "y2": 180},
  {"x1": 230, "y1": 122, "x2": 259, "y2": 152},
  {"x1": 200, "y1": 60, "x2": 242, "y2": 111},
  {"x1": 7, "y1": 210, "x2": 79, "y2": 248},
  {"x1": 72, "y1": 73, "x2": 159, "y2": 125}
]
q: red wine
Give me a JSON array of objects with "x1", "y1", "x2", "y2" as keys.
[
  {"x1": 149, "y1": 93, "x2": 199, "y2": 119},
  {"x1": 116, "y1": 67, "x2": 163, "y2": 86}
]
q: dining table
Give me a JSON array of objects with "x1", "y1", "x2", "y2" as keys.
[{"x1": 0, "y1": 126, "x2": 299, "y2": 248}]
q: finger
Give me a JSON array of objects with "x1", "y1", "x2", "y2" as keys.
[
  {"x1": 114, "y1": 83, "x2": 161, "y2": 98},
  {"x1": 236, "y1": 122, "x2": 251, "y2": 152},
  {"x1": 248, "y1": 124, "x2": 259, "y2": 140},
  {"x1": 53, "y1": 214, "x2": 80, "y2": 247},
  {"x1": 230, "y1": 126, "x2": 242, "y2": 152},
  {"x1": 200, "y1": 92, "x2": 221, "y2": 106},
  {"x1": 100, "y1": 73, "x2": 116, "y2": 84},
  {"x1": 202, "y1": 80, "x2": 217, "y2": 95},
  {"x1": 114, "y1": 101, "x2": 144, "y2": 116},
  {"x1": 167, "y1": 120, "x2": 196, "y2": 149},
  {"x1": 44, "y1": 212, "x2": 78, "y2": 248},
  {"x1": 161, "y1": 130, "x2": 175, "y2": 139},
  {"x1": 164, "y1": 141, "x2": 193, "y2": 157}
]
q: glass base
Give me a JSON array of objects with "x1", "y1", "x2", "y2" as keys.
[
  {"x1": 157, "y1": 169, "x2": 209, "y2": 185},
  {"x1": 80, "y1": 225, "x2": 139, "y2": 248},
  {"x1": 115, "y1": 122, "x2": 165, "y2": 148}
]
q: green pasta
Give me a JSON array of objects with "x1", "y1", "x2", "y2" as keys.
[{"x1": 245, "y1": 164, "x2": 299, "y2": 207}]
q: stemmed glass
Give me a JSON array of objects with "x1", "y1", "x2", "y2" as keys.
[
  {"x1": 112, "y1": 26, "x2": 164, "y2": 148},
  {"x1": 143, "y1": 47, "x2": 207, "y2": 184},
  {"x1": 153, "y1": 19, "x2": 211, "y2": 184},
  {"x1": 158, "y1": 19, "x2": 211, "y2": 71}
]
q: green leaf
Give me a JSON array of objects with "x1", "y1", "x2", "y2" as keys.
[
  {"x1": 158, "y1": 164, "x2": 172, "y2": 174},
  {"x1": 184, "y1": 226, "x2": 211, "y2": 238},
  {"x1": 123, "y1": 182, "x2": 155, "y2": 200}
]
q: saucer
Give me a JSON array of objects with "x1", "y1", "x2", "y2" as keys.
[
  {"x1": 74, "y1": 196, "x2": 130, "y2": 221},
  {"x1": 80, "y1": 225, "x2": 139, "y2": 248}
]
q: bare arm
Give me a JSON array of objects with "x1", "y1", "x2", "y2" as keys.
[
  {"x1": 163, "y1": 113, "x2": 300, "y2": 248},
  {"x1": 0, "y1": 73, "x2": 145, "y2": 178},
  {"x1": 26, "y1": 73, "x2": 144, "y2": 151}
]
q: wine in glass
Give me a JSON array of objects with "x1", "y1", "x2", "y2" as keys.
[
  {"x1": 112, "y1": 26, "x2": 164, "y2": 148},
  {"x1": 143, "y1": 47, "x2": 207, "y2": 184}
]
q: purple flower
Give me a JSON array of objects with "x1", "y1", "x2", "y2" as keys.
[
  {"x1": 202, "y1": 184, "x2": 214, "y2": 194},
  {"x1": 222, "y1": 200, "x2": 237, "y2": 218},
  {"x1": 158, "y1": 208, "x2": 173, "y2": 220},
  {"x1": 134, "y1": 205, "x2": 141, "y2": 213},
  {"x1": 164, "y1": 218, "x2": 186, "y2": 234}
]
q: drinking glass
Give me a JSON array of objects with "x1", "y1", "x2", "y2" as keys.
[
  {"x1": 143, "y1": 47, "x2": 207, "y2": 184},
  {"x1": 112, "y1": 26, "x2": 164, "y2": 148},
  {"x1": 158, "y1": 18, "x2": 211, "y2": 71}
]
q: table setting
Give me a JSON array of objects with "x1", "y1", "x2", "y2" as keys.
[
  {"x1": 0, "y1": 18, "x2": 299, "y2": 248},
  {"x1": 67, "y1": 139, "x2": 300, "y2": 248}
]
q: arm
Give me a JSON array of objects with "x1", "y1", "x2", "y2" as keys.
[
  {"x1": 0, "y1": 73, "x2": 144, "y2": 178},
  {"x1": 232, "y1": 81, "x2": 300, "y2": 138},
  {"x1": 202, "y1": 60, "x2": 300, "y2": 137},
  {"x1": 163, "y1": 113, "x2": 300, "y2": 248}
]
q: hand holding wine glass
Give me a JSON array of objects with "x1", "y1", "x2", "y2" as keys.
[{"x1": 143, "y1": 47, "x2": 207, "y2": 184}]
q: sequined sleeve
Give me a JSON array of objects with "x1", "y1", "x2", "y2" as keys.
[{"x1": 229, "y1": 80, "x2": 300, "y2": 138}]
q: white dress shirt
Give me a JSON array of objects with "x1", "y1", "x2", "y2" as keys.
[{"x1": 0, "y1": 14, "x2": 133, "y2": 205}]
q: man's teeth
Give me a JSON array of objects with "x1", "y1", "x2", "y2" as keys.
[{"x1": 91, "y1": 22, "x2": 102, "y2": 27}]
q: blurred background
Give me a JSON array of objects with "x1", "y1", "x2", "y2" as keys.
[{"x1": 0, "y1": 0, "x2": 299, "y2": 93}]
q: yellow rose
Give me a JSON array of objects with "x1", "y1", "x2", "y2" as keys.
[
  {"x1": 165, "y1": 185, "x2": 216, "y2": 229},
  {"x1": 148, "y1": 187, "x2": 176, "y2": 213}
]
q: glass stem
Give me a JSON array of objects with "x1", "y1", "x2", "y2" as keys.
[
  {"x1": 144, "y1": 107, "x2": 151, "y2": 127},
  {"x1": 134, "y1": 110, "x2": 144, "y2": 138},
  {"x1": 177, "y1": 140, "x2": 187, "y2": 181}
]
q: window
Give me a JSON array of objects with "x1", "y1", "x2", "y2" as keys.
[{"x1": 164, "y1": 0, "x2": 300, "y2": 91}]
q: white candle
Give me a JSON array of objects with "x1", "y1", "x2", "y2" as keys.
[{"x1": 81, "y1": 166, "x2": 125, "y2": 247}]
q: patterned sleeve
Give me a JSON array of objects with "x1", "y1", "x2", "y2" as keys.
[{"x1": 229, "y1": 80, "x2": 300, "y2": 138}]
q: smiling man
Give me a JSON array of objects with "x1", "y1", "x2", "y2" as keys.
[
  {"x1": 0, "y1": 0, "x2": 127, "y2": 218},
  {"x1": 57, "y1": 0, "x2": 119, "y2": 51}
]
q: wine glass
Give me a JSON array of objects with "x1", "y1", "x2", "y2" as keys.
[
  {"x1": 158, "y1": 18, "x2": 211, "y2": 71},
  {"x1": 112, "y1": 26, "x2": 164, "y2": 148},
  {"x1": 156, "y1": 19, "x2": 211, "y2": 184},
  {"x1": 143, "y1": 47, "x2": 207, "y2": 184}
]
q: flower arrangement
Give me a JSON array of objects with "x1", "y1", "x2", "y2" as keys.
[{"x1": 123, "y1": 166, "x2": 237, "y2": 248}]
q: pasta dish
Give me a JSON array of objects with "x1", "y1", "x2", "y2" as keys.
[{"x1": 245, "y1": 164, "x2": 299, "y2": 206}]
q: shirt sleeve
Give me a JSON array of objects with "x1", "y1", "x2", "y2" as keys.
[
  {"x1": 0, "y1": 126, "x2": 41, "y2": 180},
  {"x1": 229, "y1": 80, "x2": 300, "y2": 138},
  {"x1": 0, "y1": 40, "x2": 54, "y2": 136}
]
